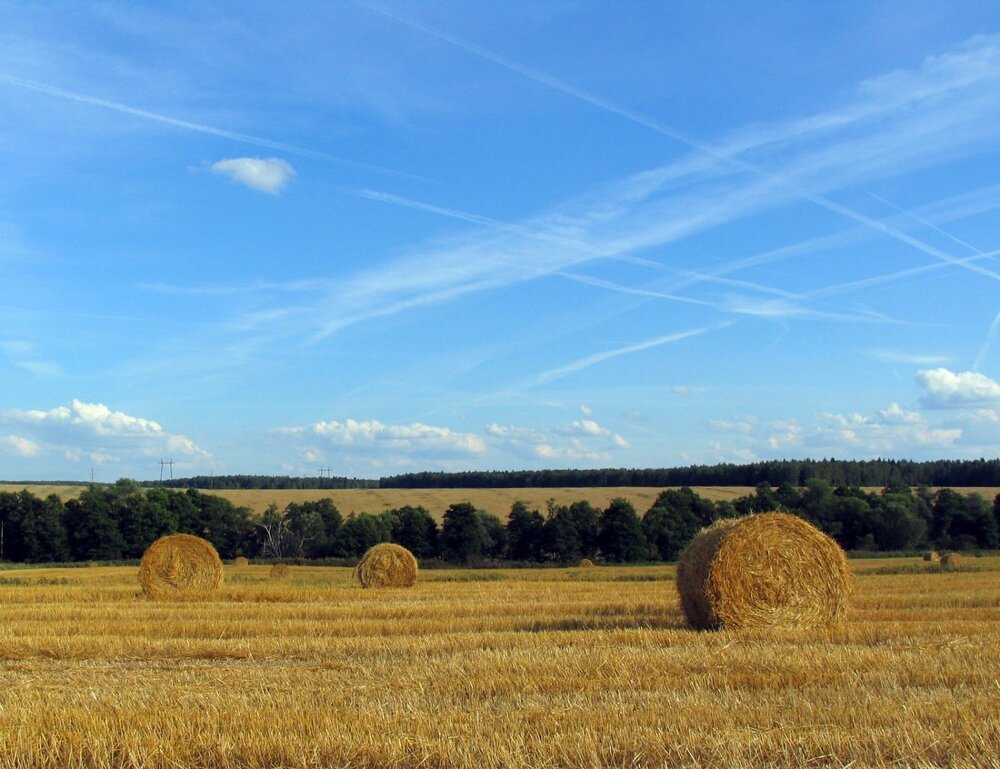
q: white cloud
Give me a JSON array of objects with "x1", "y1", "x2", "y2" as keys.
[
  {"x1": 1, "y1": 435, "x2": 40, "y2": 457},
  {"x1": 565, "y1": 418, "x2": 609, "y2": 437},
  {"x1": 672, "y1": 385, "x2": 705, "y2": 395},
  {"x1": 0, "y1": 400, "x2": 209, "y2": 470},
  {"x1": 916, "y1": 368, "x2": 1000, "y2": 408},
  {"x1": 299, "y1": 417, "x2": 486, "y2": 455},
  {"x1": 709, "y1": 417, "x2": 757, "y2": 434},
  {"x1": 878, "y1": 402, "x2": 923, "y2": 424},
  {"x1": 210, "y1": 157, "x2": 295, "y2": 193}
]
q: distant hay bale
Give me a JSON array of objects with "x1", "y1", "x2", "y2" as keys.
[
  {"x1": 579, "y1": 558, "x2": 595, "y2": 568},
  {"x1": 355, "y1": 543, "x2": 418, "y2": 588},
  {"x1": 138, "y1": 534, "x2": 223, "y2": 601},
  {"x1": 922, "y1": 550, "x2": 941, "y2": 564},
  {"x1": 269, "y1": 563, "x2": 291, "y2": 579},
  {"x1": 941, "y1": 552, "x2": 962, "y2": 567},
  {"x1": 233, "y1": 556, "x2": 249, "y2": 567},
  {"x1": 676, "y1": 513, "x2": 851, "y2": 631}
]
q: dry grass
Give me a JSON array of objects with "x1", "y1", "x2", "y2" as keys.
[
  {"x1": 137, "y1": 534, "x2": 223, "y2": 601},
  {"x1": 268, "y1": 563, "x2": 292, "y2": 580},
  {"x1": 355, "y1": 543, "x2": 418, "y2": 588},
  {"x1": 0, "y1": 557, "x2": 997, "y2": 768},
  {"x1": 4, "y1": 483, "x2": 998, "y2": 520},
  {"x1": 677, "y1": 513, "x2": 850, "y2": 630}
]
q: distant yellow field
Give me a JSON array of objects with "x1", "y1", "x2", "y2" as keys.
[
  {"x1": 2, "y1": 483, "x2": 997, "y2": 519},
  {"x1": 0, "y1": 557, "x2": 996, "y2": 768}
]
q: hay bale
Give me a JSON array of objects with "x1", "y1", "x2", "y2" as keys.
[
  {"x1": 676, "y1": 513, "x2": 850, "y2": 631},
  {"x1": 579, "y1": 558, "x2": 595, "y2": 568},
  {"x1": 269, "y1": 563, "x2": 291, "y2": 579},
  {"x1": 138, "y1": 534, "x2": 223, "y2": 601},
  {"x1": 941, "y1": 552, "x2": 962, "y2": 567},
  {"x1": 922, "y1": 550, "x2": 941, "y2": 564},
  {"x1": 355, "y1": 543, "x2": 418, "y2": 588},
  {"x1": 233, "y1": 556, "x2": 249, "y2": 567}
]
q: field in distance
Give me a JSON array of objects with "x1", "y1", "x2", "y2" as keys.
[
  {"x1": 3, "y1": 483, "x2": 998, "y2": 518},
  {"x1": 0, "y1": 557, "x2": 996, "y2": 768}
]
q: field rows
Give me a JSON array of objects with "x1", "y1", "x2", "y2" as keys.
[{"x1": 0, "y1": 559, "x2": 998, "y2": 768}]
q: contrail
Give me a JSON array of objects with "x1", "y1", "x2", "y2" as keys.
[
  {"x1": 534, "y1": 324, "x2": 725, "y2": 386},
  {"x1": 867, "y1": 192, "x2": 995, "y2": 259},
  {"x1": 358, "y1": 4, "x2": 998, "y2": 282},
  {"x1": 973, "y1": 310, "x2": 1000, "y2": 371},
  {"x1": 0, "y1": 73, "x2": 411, "y2": 178}
]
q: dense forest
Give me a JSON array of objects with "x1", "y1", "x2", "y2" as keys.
[
  {"x1": 143, "y1": 459, "x2": 1000, "y2": 491},
  {"x1": 1, "y1": 479, "x2": 997, "y2": 565}
]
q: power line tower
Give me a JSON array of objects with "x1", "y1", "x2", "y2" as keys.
[
  {"x1": 319, "y1": 466, "x2": 333, "y2": 479},
  {"x1": 159, "y1": 458, "x2": 174, "y2": 482}
]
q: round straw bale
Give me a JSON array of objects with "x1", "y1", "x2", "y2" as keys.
[
  {"x1": 138, "y1": 533, "x2": 223, "y2": 600},
  {"x1": 941, "y1": 552, "x2": 962, "y2": 567},
  {"x1": 922, "y1": 550, "x2": 941, "y2": 563},
  {"x1": 355, "y1": 543, "x2": 418, "y2": 588},
  {"x1": 676, "y1": 513, "x2": 850, "y2": 631},
  {"x1": 269, "y1": 563, "x2": 291, "y2": 579},
  {"x1": 233, "y1": 556, "x2": 249, "y2": 567},
  {"x1": 579, "y1": 558, "x2": 595, "y2": 568}
]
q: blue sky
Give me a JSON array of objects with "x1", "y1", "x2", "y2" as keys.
[{"x1": 2, "y1": 1, "x2": 999, "y2": 481}]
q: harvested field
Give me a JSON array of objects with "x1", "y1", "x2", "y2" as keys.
[
  {"x1": 0, "y1": 556, "x2": 997, "y2": 768},
  {"x1": 4, "y1": 483, "x2": 998, "y2": 518}
]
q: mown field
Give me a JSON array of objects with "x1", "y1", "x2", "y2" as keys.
[
  {"x1": 3, "y1": 483, "x2": 998, "y2": 518},
  {"x1": 0, "y1": 557, "x2": 997, "y2": 768}
]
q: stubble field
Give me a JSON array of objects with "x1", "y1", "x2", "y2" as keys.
[
  {"x1": 4, "y1": 484, "x2": 998, "y2": 518},
  {"x1": 0, "y1": 557, "x2": 998, "y2": 768}
]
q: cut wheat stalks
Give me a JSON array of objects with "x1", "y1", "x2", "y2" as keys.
[
  {"x1": 138, "y1": 534, "x2": 223, "y2": 601},
  {"x1": 676, "y1": 513, "x2": 851, "y2": 631},
  {"x1": 355, "y1": 543, "x2": 418, "y2": 588}
]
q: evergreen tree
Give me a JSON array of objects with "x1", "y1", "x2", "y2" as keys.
[{"x1": 440, "y1": 502, "x2": 488, "y2": 563}]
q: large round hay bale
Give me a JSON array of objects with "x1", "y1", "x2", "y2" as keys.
[
  {"x1": 138, "y1": 534, "x2": 223, "y2": 601},
  {"x1": 269, "y1": 563, "x2": 291, "y2": 579},
  {"x1": 355, "y1": 543, "x2": 418, "y2": 588},
  {"x1": 579, "y1": 558, "x2": 595, "y2": 568},
  {"x1": 676, "y1": 513, "x2": 850, "y2": 631},
  {"x1": 233, "y1": 556, "x2": 249, "y2": 567},
  {"x1": 922, "y1": 550, "x2": 941, "y2": 564},
  {"x1": 941, "y1": 552, "x2": 962, "y2": 567}
]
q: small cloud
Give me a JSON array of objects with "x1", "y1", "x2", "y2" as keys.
[
  {"x1": 916, "y1": 368, "x2": 1000, "y2": 408},
  {"x1": 293, "y1": 417, "x2": 486, "y2": 456},
  {"x1": 1, "y1": 434, "x2": 40, "y2": 457},
  {"x1": 878, "y1": 402, "x2": 922, "y2": 424},
  {"x1": 210, "y1": 157, "x2": 295, "y2": 194},
  {"x1": 672, "y1": 385, "x2": 705, "y2": 395},
  {"x1": 564, "y1": 418, "x2": 609, "y2": 437},
  {"x1": 709, "y1": 417, "x2": 756, "y2": 434},
  {"x1": 579, "y1": 404, "x2": 593, "y2": 417}
]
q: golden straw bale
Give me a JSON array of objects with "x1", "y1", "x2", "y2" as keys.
[
  {"x1": 922, "y1": 550, "x2": 941, "y2": 564},
  {"x1": 941, "y1": 552, "x2": 962, "y2": 567},
  {"x1": 233, "y1": 556, "x2": 249, "y2": 567},
  {"x1": 355, "y1": 543, "x2": 418, "y2": 588},
  {"x1": 269, "y1": 563, "x2": 292, "y2": 579},
  {"x1": 138, "y1": 534, "x2": 223, "y2": 601},
  {"x1": 676, "y1": 513, "x2": 850, "y2": 631},
  {"x1": 579, "y1": 558, "x2": 595, "y2": 568}
]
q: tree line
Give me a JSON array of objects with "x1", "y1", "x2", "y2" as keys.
[
  {"x1": 143, "y1": 458, "x2": 1000, "y2": 492},
  {"x1": 0, "y1": 479, "x2": 997, "y2": 565}
]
